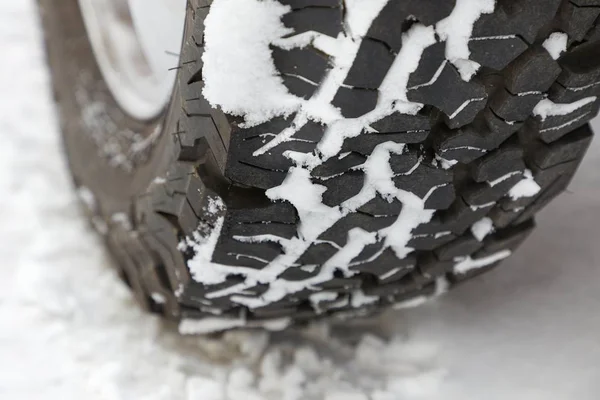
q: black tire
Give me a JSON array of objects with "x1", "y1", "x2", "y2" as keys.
[{"x1": 39, "y1": 0, "x2": 600, "y2": 333}]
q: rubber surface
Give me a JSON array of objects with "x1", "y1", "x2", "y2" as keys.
[{"x1": 41, "y1": 0, "x2": 600, "y2": 330}]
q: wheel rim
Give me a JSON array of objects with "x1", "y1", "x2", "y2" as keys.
[{"x1": 78, "y1": 0, "x2": 187, "y2": 120}]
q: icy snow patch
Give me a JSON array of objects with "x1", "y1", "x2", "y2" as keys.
[
  {"x1": 533, "y1": 97, "x2": 597, "y2": 121},
  {"x1": 542, "y1": 32, "x2": 568, "y2": 60}
]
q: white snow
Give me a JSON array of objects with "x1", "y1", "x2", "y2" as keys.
[
  {"x1": 542, "y1": 32, "x2": 568, "y2": 60},
  {"x1": 435, "y1": 0, "x2": 495, "y2": 80},
  {"x1": 533, "y1": 97, "x2": 597, "y2": 121},
  {"x1": 509, "y1": 169, "x2": 541, "y2": 200},
  {"x1": 471, "y1": 217, "x2": 494, "y2": 241},
  {"x1": 5, "y1": 1, "x2": 600, "y2": 399},
  {"x1": 201, "y1": 0, "x2": 300, "y2": 126}
]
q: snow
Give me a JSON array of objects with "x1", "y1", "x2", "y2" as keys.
[
  {"x1": 471, "y1": 217, "x2": 494, "y2": 241},
  {"x1": 4, "y1": 1, "x2": 600, "y2": 399},
  {"x1": 202, "y1": 0, "x2": 300, "y2": 126},
  {"x1": 542, "y1": 32, "x2": 568, "y2": 60},
  {"x1": 435, "y1": 0, "x2": 495, "y2": 80},
  {"x1": 533, "y1": 97, "x2": 597, "y2": 121},
  {"x1": 508, "y1": 169, "x2": 541, "y2": 200}
]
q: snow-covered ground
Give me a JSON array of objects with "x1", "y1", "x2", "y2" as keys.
[{"x1": 1, "y1": 1, "x2": 600, "y2": 399}]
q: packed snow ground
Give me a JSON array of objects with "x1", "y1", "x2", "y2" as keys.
[{"x1": 2, "y1": 1, "x2": 600, "y2": 399}]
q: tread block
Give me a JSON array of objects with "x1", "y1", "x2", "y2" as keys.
[
  {"x1": 559, "y1": 1, "x2": 600, "y2": 42},
  {"x1": 504, "y1": 47, "x2": 562, "y2": 94},
  {"x1": 472, "y1": 0, "x2": 562, "y2": 43},
  {"x1": 350, "y1": 247, "x2": 415, "y2": 281},
  {"x1": 344, "y1": 38, "x2": 395, "y2": 89},
  {"x1": 226, "y1": 161, "x2": 286, "y2": 190},
  {"x1": 482, "y1": 108, "x2": 524, "y2": 147},
  {"x1": 295, "y1": 120, "x2": 326, "y2": 142},
  {"x1": 367, "y1": 1, "x2": 455, "y2": 52},
  {"x1": 529, "y1": 100, "x2": 598, "y2": 143},
  {"x1": 513, "y1": 175, "x2": 572, "y2": 225},
  {"x1": 469, "y1": 141, "x2": 525, "y2": 182},
  {"x1": 407, "y1": 43, "x2": 446, "y2": 89},
  {"x1": 358, "y1": 196, "x2": 403, "y2": 217},
  {"x1": 228, "y1": 202, "x2": 297, "y2": 224},
  {"x1": 228, "y1": 222, "x2": 297, "y2": 240},
  {"x1": 272, "y1": 47, "x2": 329, "y2": 84},
  {"x1": 408, "y1": 62, "x2": 487, "y2": 128},
  {"x1": 282, "y1": 6, "x2": 342, "y2": 37},
  {"x1": 362, "y1": 273, "x2": 423, "y2": 297},
  {"x1": 417, "y1": 254, "x2": 454, "y2": 279},
  {"x1": 312, "y1": 152, "x2": 366, "y2": 178},
  {"x1": 477, "y1": 218, "x2": 535, "y2": 257},
  {"x1": 370, "y1": 111, "x2": 431, "y2": 133},
  {"x1": 237, "y1": 136, "x2": 316, "y2": 171},
  {"x1": 531, "y1": 159, "x2": 579, "y2": 187},
  {"x1": 432, "y1": 124, "x2": 489, "y2": 163},
  {"x1": 281, "y1": 74, "x2": 319, "y2": 99},
  {"x1": 152, "y1": 193, "x2": 199, "y2": 236},
  {"x1": 321, "y1": 172, "x2": 365, "y2": 206},
  {"x1": 490, "y1": 89, "x2": 544, "y2": 122},
  {"x1": 469, "y1": 36, "x2": 528, "y2": 70},
  {"x1": 313, "y1": 277, "x2": 363, "y2": 293},
  {"x1": 332, "y1": 87, "x2": 378, "y2": 118},
  {"x1": 389, "y1": 149, "x2": 420, "y2": 174},
  {"x1": 488, "y1": 205, "x2": 523, "y2": 228},
  {"x1": 278, "y1": 264, "x2": 322, "y2": 281},
  {"x1": 462, "y1": 172, "x2": 523, "y2": 206},
  {"x1": 408, "y1": 231, "x2": 457, "y2": 251},
  {"x1": 529, "y1": 124, "x2": 593, "y2": 169},
  {"x1": 442, "y1": 197, "x2": 495, "y2": 234},
  {"x1": 392, "y1": 164, "x2": 455, "y2": 205},
  {"x1": 342, "y1": 131, "x2": 430, "y2": 155},
  {"x1": 435, "y1": 234, "x2": 484, "y2": 260},
  {"x1": 424, "y1": 183, "x2": 456, "y2": 210},
  {"x1": 548, "y1": 81, "x2": 600, "y2": 103},
  {"x1": 558, "y1": 41, "x2": 600, "y2": 87},
  {"x1": 298, "y1": 242, "x2": 337, "y2": 265},
  {"x1": 212, "y1": 238, "x2": 282, "y2": 268},
  {"x1": 319, "y1": 213, "x2": 396, "y2": 246}
]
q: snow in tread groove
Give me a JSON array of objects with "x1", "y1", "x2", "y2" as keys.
[
  {"x1": 471, "y1": 217, "x2": 494, "y2": 241},
  {"x1": 542, "y1": 32, "x2": 568, "y2": 60},
  {"x1": 192, "y1": 0, "x2": 544, "y2": 310}
]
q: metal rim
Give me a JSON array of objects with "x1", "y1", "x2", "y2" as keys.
[{"x1": 78, "y1": 0, "x2": 187, "y2": 120}]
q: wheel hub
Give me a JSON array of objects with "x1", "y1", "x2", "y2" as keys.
[{"x1": 78, "y1": 0, "x2": 187, "y2": 120}]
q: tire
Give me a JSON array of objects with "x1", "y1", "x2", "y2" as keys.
[{"x1": 39, "y1": 0, "x2": 600, "y2": 333}]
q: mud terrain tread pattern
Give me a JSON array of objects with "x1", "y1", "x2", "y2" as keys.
[{"x1": 94, "y1": 1, "x2": 598, "y2": 326}]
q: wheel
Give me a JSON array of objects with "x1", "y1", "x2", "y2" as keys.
[{"x1": 38, "y1": 0, "x2": 600, "y2": 333}]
